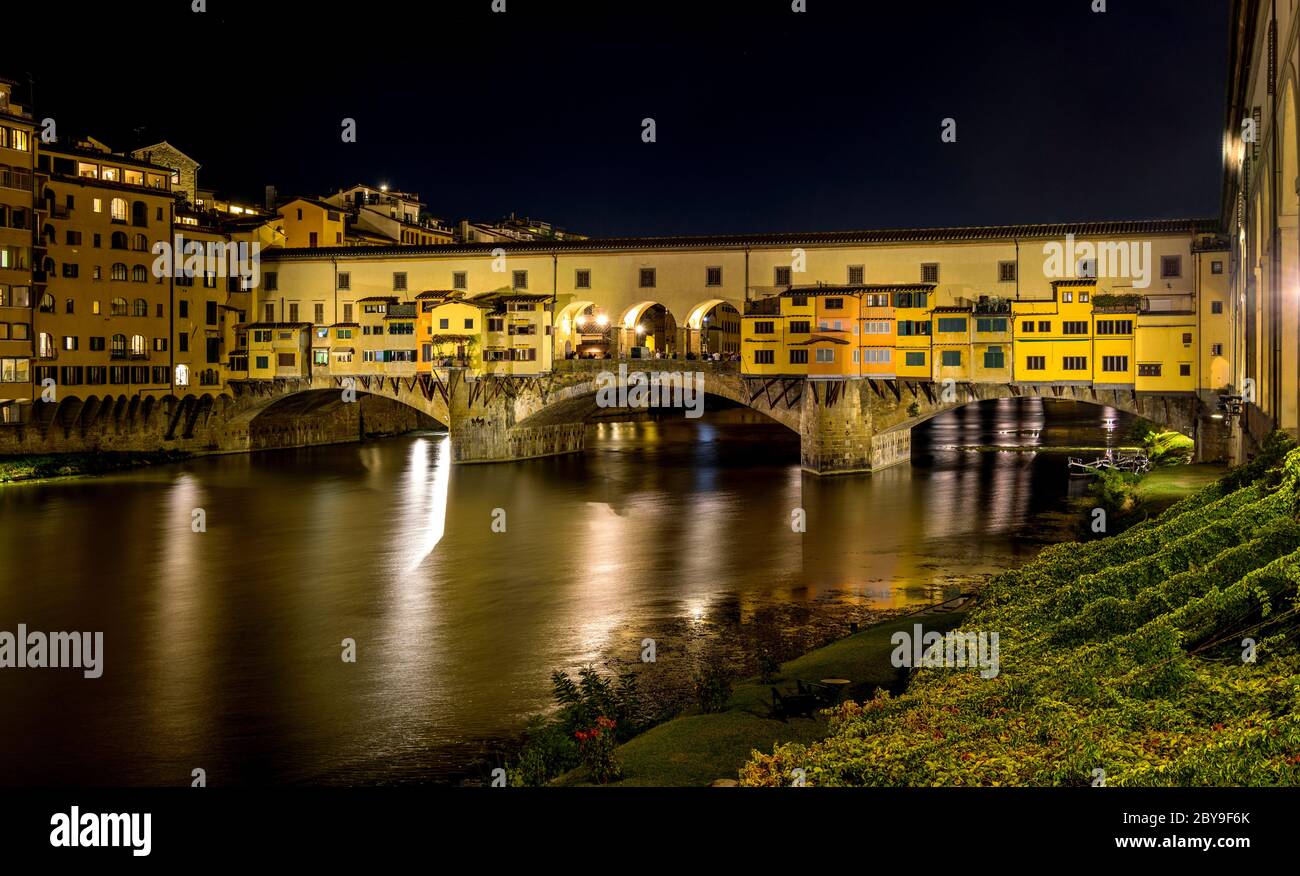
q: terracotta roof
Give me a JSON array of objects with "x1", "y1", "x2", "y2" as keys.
[
  {"x1": 356, "y1": 295, "x2": 400, "y2": 302},
  {"x1": 1050, "y1": 279, "x2": 1099, "y2": 287},
  {"x1": 264, "y1": 218, "x2": 1220, "y2": 260}
]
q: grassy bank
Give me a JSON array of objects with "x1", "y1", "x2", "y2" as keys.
[
  {"x1": 0, "y1": 450, "x2": 192, "y2": 484},
  {"x1": 740, "y1": 434, "x2": 1300, "y2": 786},
  {"x1": 554, "y1": 607, "x2": 968, "y2": 787}
]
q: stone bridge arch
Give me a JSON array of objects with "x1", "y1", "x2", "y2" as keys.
[{"x1": 508, "y1": 363, "x2": 802, "y2": 433}]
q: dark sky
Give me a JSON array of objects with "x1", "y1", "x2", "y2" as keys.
[{"x1": 10, "y1": 0, "x2": 1228, "y2": 237}]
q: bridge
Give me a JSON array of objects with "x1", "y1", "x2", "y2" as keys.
[{"x1": 0, "y1": 361, "x2": 1229, "y2": 474}]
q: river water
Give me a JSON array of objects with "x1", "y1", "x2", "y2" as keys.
[{"x1": 0, "y1": 396, "x2": 1130, "y2": 786}]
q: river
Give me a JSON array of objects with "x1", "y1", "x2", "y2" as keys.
[{"x1": 0, "y1": 396, "x2": 1130, "y2": 785}]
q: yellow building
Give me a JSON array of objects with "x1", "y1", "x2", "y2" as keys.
[
  {"x1": 244, "y1": 322, "x2": 311, "y2": 379},
  {"x1": 0, "y1": 77, "x2": 35, "y2": 423},
  {"x1": 33, "y1": 139, "x2": 176, "y2": 398},
  {"x1": 275, "y1": 198, "x2": 345, "y2": 248}
]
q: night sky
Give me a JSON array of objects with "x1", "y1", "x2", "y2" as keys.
[{"x1": 9, "y1": 0, "x2": 1228, "y2": 237}]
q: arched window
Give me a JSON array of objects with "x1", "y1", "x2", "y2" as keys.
[
  {"x1": 110, "y1": 334, "x2": 126, "y2": 358},
  {"x1": 111, "y1": 263, "x2": 128, "y2": 281},
  {"x1": 175, "y1": 364, "x2": 190, "y2": 387},
  {"x1": 37, "y1": 332, "x2": 54, "y2": 358},
  {"x1": 132, "y1": 265, "x2": 147, "y2": 283},
  {"x1": 110, "y1": 297, "x2": 128, "y2": 316},
  {"x1": 133, "y1": 298, "x2": 148, "y2": 317},
  {"x1": 65, "y1": 298, "x2": 74, "y2": 314},
  {"x1": 130, "y1": 335, "x2": 146, "y2": 356},
  {"x1": 110, "y1": 198, "x2": 127, "y2": 222},
  {"x1": 111, "y1": 231, "x2": 128, "y2": 249},
  {"x1": 131, "y1": 201, "x2": 148, "y2": 227},
  {"x1": 132, "y1": 233, "x2": 148, "y2": 251},
  {"x1": 37, "y1": 292, "x2": 55, "y2": 313}
]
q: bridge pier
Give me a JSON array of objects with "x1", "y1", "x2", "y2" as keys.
[{"x1": 798, "y1": 380, "x2": 910, "y2": 475}]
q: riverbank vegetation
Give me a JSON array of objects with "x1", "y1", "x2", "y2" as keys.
[
  {"x1": 0, "y1": 450, "x2": 192, "y2": 484},
  {"x1": 740, "y1": 434, "x2": 1300, "y2": 786},
  {"x1": 534, "y1": 610, "x2": 967, "y2": 786}
]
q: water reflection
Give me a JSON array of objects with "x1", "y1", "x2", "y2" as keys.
[{"x1": 0, "y1": 396, "x2": 1131, "y2": 785}]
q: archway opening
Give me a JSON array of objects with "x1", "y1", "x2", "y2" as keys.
[{"x1": 619, "y1": 301, "x2": 678, "y2": 358}]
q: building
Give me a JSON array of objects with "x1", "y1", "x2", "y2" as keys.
[
  {"x1": 324, "y1": 184, "x2": 454, "y2": 246},
  {"x1": 0, "y1": 77, "x2": 35, "y2": 423},
  {"x1": 32, "y1": 138, "x2": 177, "y2": 399},
  {"x1": 275, "y1": 197, "x2": 345, "y2": 248},
  {"x1": 1222, "y1": 0, "x2": 1300, "y2": 444}
]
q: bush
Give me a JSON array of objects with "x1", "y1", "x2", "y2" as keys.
[
  {"x1": 692, "y1": 654, "x2": 734, "y2": 713},
  {"x1": 574, "y1": 715, "x2": 623, "y2": 784}
]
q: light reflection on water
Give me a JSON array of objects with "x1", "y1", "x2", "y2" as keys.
[{"x1": 0, "y1": 396, "x2": 1131, "y2": 785}]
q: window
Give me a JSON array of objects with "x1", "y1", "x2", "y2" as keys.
[
  {"x1": 937, "y1": 317, "x2": 967, "y2": 333},
  {"x1": 920, "y1": 263, "x2": 939, "y2": 283},
  {"x1": 36, "y1": 333, "x2": 54, "y2": 357},
  {"x1": 511, "y1": 270, "x2": 527, "y2": 289},
  {"x1": 393, "y1": 272, "x2": 408, "y2": 291},
  {"x1": 0, "y1": 358, "x2": 30, "y2": 383},
  {"x1": 256, "y1": 356, "x2": 269, "y2": 370},
  {"x1": 63, "y1": 336, "x2": 78, "y2": 351},
  {"x1": 789, "y1": 349, "x2": 808, "y2": 364},
  {"x1": 896, "y1": 320, "x2": 930, "y2": 336},
  {"x1": 940, "y1": 350, "x2": 962, "y2": 367},
  {"x1": 1020, "y1": 320, "x2": 1035, "y2": 333},
  {"x1": 824, "y1": 298, "x2": 843, "y2": 310},
  {"x1": 975, "y1": 317, "x2": 1007, "y2": 333},
  {"x1": 863, "y1": 348, "x2": 892, "y2": 364},
  {"x1": 66, "y1": 231, "x2": 81, "y2": 245},
  {"x1": 789, "y1": 320, "x2": 810, "y2": 334},
  {"x1": 110, "y1": 297, "x2": 128, "y2": 316},
  {"x1": 753, "y1": 321, "x2": 775, "y2": 334},
  {"x1": 37, "y1": 292, "x2": 55, "y2": 313},
  {"x1": 314, "y1": 350, "x2": 329, "y2": 366},
  {"x1": 111, "y1": 263, "x2": 128, "y2": 281},
  {"x1": 278, "y1": 353, "x2": 295, "y2": 367},
  {"x1": 1077, "y1": 259, "x2": 1096, "y2": 278},
  {"x1": 790, "y1": 294, "x2": 807, "y2": 307},
  {"x1": 998, "y1": 261, "x2": 1017, "y2": 282},
  {"x1": 343, "y1": 303, "x2": 353, "y2": 323},
  {"x1": 1101, "y1": 355, "x2": 1129, "y2": 372},
  {"x1": 1211, "y1": 300, "x2": 1223, "y2": 314},
  {"x1": 133, "y1": 233, "x2": 147, "y2": 252},
  {"x1": 814, "y1": 348, "x2": 835, "y2": 363},
  {"x1": 110, "y1": 334, "x2": 127, "y2": 359},
  {"x1": 1211, "y1": 343, "x2": 1224, "y2": 356},
  {"x1": 1080, "y1": 292, "x2": 1090, "y2": 303},
  {"x1": 863, "y1": 321, "x2": 891, "y2": 334},
  {"x1": 110, "y1": 198, "x2": 127, "y2": 222},
  {"x1": 330, "y1": 272, "x2": 349, "y2": 292},
  {"x1": 1095, "y1": 319, "x2": 1133, "y2": 335},
  {"x1": 1062, "y1": 321, "x2": 1088, "y2": 335},
  {"x1": 153, "y1": 337, "x2": 167, "y2": 352},
  {"x1": 1179, "y1": 363, "x2": 1192, "y2": 377},
  {"x1": 1061, "y1": 291, "x2": 1073, "y2": 303},
  {"x1": 847, "y1": 265, "x2": 864, "y2": 285},
  {"x1": 288, "y1": 303, "x2": 299, "y2": 323},
  {"x1": 905, "y1": 352, "x2": 925, "y2": 367},
  {"x1": 1025, "y1": 355, "x2": 1046, "y2": 371},
  {"x1": 1211, "y1": 260, "x2": 1224, "y2": 274},
  {"x1": 639, "y1": 268, "x2": 656, "y2": 288},
  {"x1": 132, "y1": 265, "x2": 148, "y2": 283},
  {"x1": 93, "y1": 198, "x2": 103, "y2": 214},
  {"x1": 1182, "y1": 332, "x2": 1193, "y2": 345},
  {"x1": 464, "y1": 318, "x2": 474, "y2": 330},
  {"x1": 983, "y1": 346, "x2": 1005, "y2": 368},
  {"x1": 706, "y1": 266, "x2": 723, "y2": 287},
  {"x1": 754, "y1": 349, "x2": 775, "y2": 365},
  {"x1": 774, "y1": 266, "x2": 792, "y2": 286},
  {"x1": 1038, "y1": 320, "x2": 1051, "y2": 332},
  {"x1": 1161, "y1": 255, "x2": 1182, "y2": 278},
  {"x1": 133, "y1": 298, "x2": 148, "y2": 317},
  {"x1": 264, "y1": 303, "x2": 274, "y2": 322},
  {"x1": 439, "y1": 318, "x2": 450, "y2": 330},
  {"x1": 1062, "y1": 356, "x2": 1088, "y2": 370},
  {"x1": 865, "y1": 293, "x2": 889, "y2": 307},
  {"x1": 179, "y1": 333, "x2": 189, "y2": 353},
  {"x1": 574, "y1": 269, "x2": 590, "y2": 289}
]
